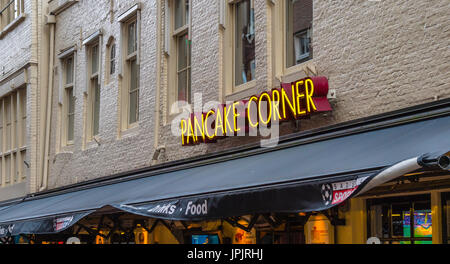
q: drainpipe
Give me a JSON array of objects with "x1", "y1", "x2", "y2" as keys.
[
  {"x1": 151, "y1": 1, "x2": 162, "y2": 166},
  {"x1": 40, "y1": 14, "x2": 56, "y2": 192}
]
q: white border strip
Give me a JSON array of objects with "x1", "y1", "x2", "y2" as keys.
[
  {"x1": 118, "y1": 3, "x2": 141, "y2": 22},
  {"x1": 57, "y1": 46, "x2": 76, "y2": 59},
  {"x1": 82, "y1": 29, "x2": 103, "y2": 46},
  {"x1": 357, "y1": 157, "x2": 421, "y2": 195}
]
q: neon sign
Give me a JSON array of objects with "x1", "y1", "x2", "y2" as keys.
[{"x1": 180, "y1": 76, "x2": 332, "y2": 146}]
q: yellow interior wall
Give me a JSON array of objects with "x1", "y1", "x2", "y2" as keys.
[
  {"x1": 431, "y1": 191, "x2": 443, "y2": 244},
  {"x1": 149, "y1": 224, "x2": 180, "y2": 244},
  {"x1": 336, "y1": 198, "x2": 367, "y2": 244}
]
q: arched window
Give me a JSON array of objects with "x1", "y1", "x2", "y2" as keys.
[{"x1": 105, "y1": 36, "x2": 116, "y2": 84}]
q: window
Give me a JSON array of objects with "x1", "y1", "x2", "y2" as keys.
[
  {"x1": 285, "y1": 0, "x2": 312, "y2": 67},
  {"x1": 165, "y1": 0, "x2": 191, "y2": 116},
  {"x1": 110, "y1": 43, "x2": 116, "y2": 75},
  {"x1": 0, "y1": 0, "x2": 23, "y2": 31},
  {"x1": 174, "y1": 0, "x2": 191, "y2": 104},
  {"x1": 0, "y1": 87, "x2": 27, "y2": 186},
  {"x1": 234, "y1": 0, "x2": 255, "y2": 86},
  {"x1": 63, "y1": 56, "x2": 75, "y2": 144},
  {"x1": 87, "y1": 42, "x2": 101, "y2": 139},
  {"x1": 122, "y1": 16, "x2": 140, "y2": 127},
  {"x1": 105, "y1": 37, "x2": 116, "y2": 84},
  {"x1": 367, "y1": 195, "x2": 433, "y2": 244}
]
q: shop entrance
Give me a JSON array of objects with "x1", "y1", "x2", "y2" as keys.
[{"x1": 367, "y1": 194, "x2": 432, "y2": 244}]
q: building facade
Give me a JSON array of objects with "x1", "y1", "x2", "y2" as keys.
[
  {"x1": 0, "y1": 0, "x2": 51, "y2": 201},
  {"x1": 0, "y1": 0, "x2": 449, "y2": 244}
]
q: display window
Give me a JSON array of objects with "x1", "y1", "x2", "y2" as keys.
[{"x1": 367, "y1": 195, "x2": 432, "y2": 244}]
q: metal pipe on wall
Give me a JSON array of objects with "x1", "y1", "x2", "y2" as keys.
[{"x1": 40, "y1": 16, "x2": 55, "y2": 192}]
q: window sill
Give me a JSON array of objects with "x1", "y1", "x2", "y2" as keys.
[
  {"x1": 278, "y1": 59, "x2": 315, "y2": 84},
  {"x1": 60, "y1": 142, "x2": 75, "y2": 153},
  {"x1": 84, "y1": 137, "x2": 101, "y2": 151},
  {"x1": 0, "y1": 13, "x2": 26, "y2": 39},
  {"x1": 0, "y1": 146, "x2": 27, "y2": 156},
  {"x1": 225, "y1": 80, "x2": 258, "y2": 102},
  {"x1": 165, "y1": 102, "x2": 192, "y2": 126},
  {"x1": 120, "y1": 124, "x2": 140, "y2": 139}
]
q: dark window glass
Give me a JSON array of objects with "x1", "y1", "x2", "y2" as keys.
[
  {"x1": 286, "y1": 0, "x2": 312, "y2": 67},
  {"x1": 110, "y1": 44, "x2": 116, "y2": 75},
  {"x1": 235, "y1": 0, "x2": 255, "y2": 86}
]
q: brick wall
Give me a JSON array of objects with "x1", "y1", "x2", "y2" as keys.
[
  {"x1": 0, "y1": 0, "x2": 36, "y2": 198},
  {"x1": 47, "y1": 0, "x2": 450, "y2": 190}
]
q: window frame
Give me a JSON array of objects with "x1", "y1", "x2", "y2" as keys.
[
  {"x1": 272, "y1": 0, "x2": 314, "y2": 84},
  {"x1": 0, "y1": 0, "x2": 23, "y2": 30},
  {"x1": 61, "y1": 54, "x2": 76, "y2": 146},
  {"x1": 222, "y1": 0, "x2": 257, "y2": 98},
  {"x1": 86, "y1": 40, "x2": 101, "y2": 142},
  {"x1": 233, "y1": 0, "x2": 256, "y2": 88},
  {"x1": 125, "y1": 17, "x2": 139, "y2": 127},
  {"x1": 173, "y1": 0, "x2": 191, "y2": 105},
  {"x1": 284, "y1": 0, "x2": 312, "y2": 69},
  {"x1": 119, "y1": 7, "x2": 141, "y2": 132},
  {"x1": 0, "y1": 87, "x2": 27, "y2": 186},
  {"x1": 105, "y1": 37, "x2": 116, "y2": 85},
  {"x1": 165, "y1": 0, "x2": 192, "y2": 119}
]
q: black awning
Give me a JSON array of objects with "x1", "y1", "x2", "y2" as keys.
[{"x1": 0, "y1": 114, "x2": 448, "y2": 237}]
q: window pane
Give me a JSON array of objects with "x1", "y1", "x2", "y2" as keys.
[
  {"x1": 91, "y1": 44, "x2": 99, "y2": 75},
  {"x1": 130, "y1": 59, "x2": 139, "y2": 92},
  {"x1": 5, "y1": 96, "x2": 11, "y2": 151},
  {"x1": 66, "y1": 57, "x2": 74, "y2": 85},
  {"x1": 177, "y1": 34, "x2": 188, "y2": 71},
  {"x1": 20, "y1": 88, "x2": 26, "y2": 147},
  {"x1": 174, "y1": 0, "x2": 186, "y2": 30},
  {"x1": 129, "y1": 91, "x2": 139, "y2": 124},
  {"x1": 20, "y1": 150, "x2": 26, "y2": 181},
  {"x1": 185, "y1": 0, "x2": 190, "y2": 27},
  {"x1": 93, "y1": 80, "x2": 100, "y2": 136},
  {"x1": 12, "y1": 152, "x2": 16, "y2": 183},
  {"x1": 286, "y1": 0, "x2": 312, "y2": 67},
  {"x1": 12, "y1": 92, "x2": 17, "y2": 149},
  {"x1": 129, "y1": 59, "x2": 139, "y2": 124},
  {"x1": 68, "y1": 88, "x2": 75, "y2": 115},
  {"x1": 392, "y1": 203, "x2": 410, "y2": 238},
  {"x1": 235, "y1": 0, "x2": 255, "y2": 86},
  {"x1": 67, "y1": 88, "x2": 75, "y2": 142},
  {"x1": 68, "y1": 114, "x2": 74, "y2": 142},
  {"x1": 110, "y1": 44, "x2": 116, "y2": 75},
  {"x1": 177, "y1": 70, "x2": 187, "y2": 102},
  {"x1": 413, "y1": 201, "x2": 432, "y2": 243},
  {"x1": 128, "y1": 21, "x2": 137, "y2": 55},
  {"x1": 5, "y1": 155, "x2": 10, "y2": 184}
]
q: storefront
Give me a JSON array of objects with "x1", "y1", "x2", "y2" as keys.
[{"x1": 0, "y1": 99, "x2": 448, "y2": 244}]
